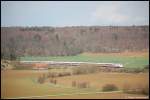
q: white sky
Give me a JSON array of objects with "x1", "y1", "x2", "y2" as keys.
[{"x1": 1, "y1": 1, "x2": 149, "y2": 26}]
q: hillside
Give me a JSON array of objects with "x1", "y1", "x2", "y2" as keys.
[{"x1": 1, "y1": 26, "x2": 149, "y2": 59}]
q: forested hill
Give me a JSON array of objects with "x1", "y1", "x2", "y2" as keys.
[{"x1": 1, "y1": 26, "x2": 149, "y2": 59}]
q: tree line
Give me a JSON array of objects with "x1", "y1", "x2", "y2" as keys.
[{"x1": 1, "y1": 26, "x2": 149, "y2": 60}]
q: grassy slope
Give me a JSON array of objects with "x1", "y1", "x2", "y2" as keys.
[
  {"x1": 20, "y1": 52, "x2": 149, "y2": 69},
  {"x1": 1, "y1": 70, "x2": 149, "y2": 99},
  {"x1": 1, "y1": 70, "x2": 87, "y2": 98}
]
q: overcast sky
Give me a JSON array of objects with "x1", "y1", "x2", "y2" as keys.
[{"x1": 1, "y1": 1, "x2": 149, "y2": 27}]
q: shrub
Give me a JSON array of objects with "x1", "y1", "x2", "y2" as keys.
[
  {"x1": 122, "y1": 68, "x2": 144, "y2": 73},
  {"x1": 47, "y1": 72, "x2": 57, "y2": 78},
  {"x1": 72, "y1": 81, "x2": 76, "y2": 87},
  {"x1": 47, "y1": 72, "x2": 71, "y2": 78},
  {"x1": 141, "y1": 85, "x2": 149, "y2": 95},
  {"x1": 49, "y1": 72, "x2": 58, "y2": 78},
  {"x1": 143, "y1": 65, "x2": 149, "y2": 72},
  {"x1": 123, "y1": 84, "x2": 149, "y2": 95},
  {"x1": 72, "y1": 67, "x2": 86, "y2": 75},
  {"x1": 53, "y1": 79, "x2": 57, "y2": 84},
  {"x1": 102, "y1": 84, "x2": 118, "y2": 92},
  {"x1": 37, "y1": 75, "x2": 46, "y2": 84},
  {"x1": 47, "y1": 73, "x2": 51, "y2": 78},
  {"x1": 86, "y1": 66, "x2": 98, "y2": 73},
  {"x1": 132, "y1": 68, "x2": 143, "y2": 73},
  {"x1": 78, "y1": 82, "x2": 89, "y2": 88},
  {"x1": 58, "y1": 73, "x2": 63, "y2": 77},
  {"x1": 72, "y1": 66, "x2": 98, "y2": 75},
  {"x1": 49, "y1": 78, "x2": 57, "y2": 84},
  {"x1": 72, "y1": 81, "x2": 90, "y2": 88},
  {"x1": 144, "y1": 65, "x2": 149, "y2": 69}
]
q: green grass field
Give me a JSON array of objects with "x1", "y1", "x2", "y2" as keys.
[{"x1": 20, "y1": 53, "x2": 149, "y2": 69}]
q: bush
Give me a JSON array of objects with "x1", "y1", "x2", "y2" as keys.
[
  {"x1": 47, "y1": 72, "x2": 71, "y2": 78},
  {"x1": 132, "y1": 68, "x2": 143, "y2": 73},
  {"x1": 72, "y1": 81, "x2": 90, "y2": 88},
  {"x1": 122, "y1": 68, "x2": 144, "y2": 73},
  {"x1": 123, "y1": 84, "x2": 149, "y2": 95},
  {"x1": 54, "y1": 79, "x2": 57, "y2": 84},
  {"x1": 72, "y1": 81, "x2": 77, "y2": 87},
  {"x1": 144, "y1": 65, "x2": 149, "y2": 69},
  {"x1": 78, "y1": 82, "x2": 89, "y2": 88},
  {"x1": 102, "y1": 84, "x2": 118, "y2": 92},
  {"x1": 141, "y1": 85, "x2": 149, "y2": 95},
  {"x1": 58, "y1": 72, "x2": 71, "y2": 77},
  {"x1": 72, "y1": 66, "x2": 97, "y2": 75},
  {"x1": 49, "y1": 78, "x2": 57, "y2": 84},
  {"x1": 37, "y1": 75, "x2": 46, "y2": 84},
  {"x1": 48, "y1": 72, "x2": 58, "y2": 78},
  {"x1": 72, "y1": 67, "x2": 87, "y2": 75}
]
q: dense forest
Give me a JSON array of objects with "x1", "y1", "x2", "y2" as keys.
[{"x1": 1, "y1": 26, "x2": 149, "y2": 60}]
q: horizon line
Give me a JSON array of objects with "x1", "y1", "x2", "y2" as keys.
[{"x1": 1, "y1": 25, "x2": 149, "y2": 28}]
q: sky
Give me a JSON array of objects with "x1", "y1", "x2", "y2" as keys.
[{"x1": 1, "y1": 1, "x2": 149, "y2": 27}]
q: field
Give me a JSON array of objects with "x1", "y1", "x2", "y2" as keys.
[
  {"x1": 1, "y1": 1, "x2": 149, "y2": 99},
  {"x1": 1, "y1": 51, "x2": 149, "y2": 99},
  {"x1": 20, "y1": 51, "x2": 149, "y2": 69},
  {"x1": 1, "y1": 70, "x2": 149, "y2": 99}
]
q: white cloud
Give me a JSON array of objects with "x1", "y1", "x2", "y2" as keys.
[
  {"x1": 90, "y1": 1, "x2": 149, "y2": 25},
  {"x1": 91, "y1": 2, "x2": 129, "y2": 24}
]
